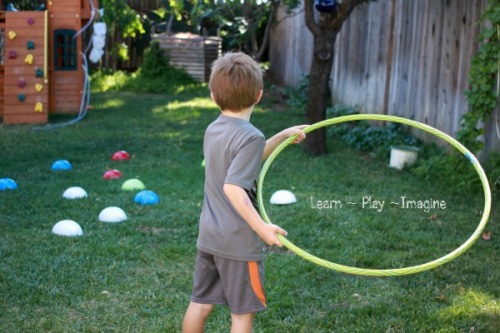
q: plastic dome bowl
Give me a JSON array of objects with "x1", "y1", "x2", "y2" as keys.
[
  {"x1": 52, "y1": 220, "x2": 83, "y2": 236},
  {"x1": 103, "y1": 169, "x2": 123, "y2": 180},
  {"x1": 0, "y1": 178, "x2": 18, "y2": 190},
  {"x1": 51, "y1": 160, "x2": 72, "y2": 171},
  {"x1": 270, "y1": 190, "x2": 297, "y2": 205},
  {"x1": 112, "y1": 150, "x2": 131, "y2": 161},
  {"x1": 62, "y1": 186, "x2": 88, "y2": 199},
  {"x1": 98, "y1": 206, "x2": 127, "y2": 223},
  {"x1": 121, "y1": 179, "x2": 145, "y2": 191},
  {"x1": 134, "y1": 190, "x2": 160, "y2": 205}
]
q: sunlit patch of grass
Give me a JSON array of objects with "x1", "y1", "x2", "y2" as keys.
[
  {"x1": 164, "y1": 97, "x2": 216, "y2": 111},
  {"x1": 436, "y1": 288, "x2": 500, "y2": 331},
  {"x1": 441, "y1": 289, "x2": 500, "y2": 318},
  {"x1": 97, "y1": 96, "x2": 127, "y2": 109}
]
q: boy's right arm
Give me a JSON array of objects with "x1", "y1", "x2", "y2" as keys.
[
  {"x1": 223, "y1": 183, "x2": 287, "y2": 247},
  {"x1": 263, "y1": 125, "x2": 307, "y2": 161}
]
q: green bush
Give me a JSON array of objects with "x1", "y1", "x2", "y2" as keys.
[
  {"x1": 284, "y1": 74, "x2": 309, "y2": 112},
  {"x1": 411, "y1": 145, "x2": 481, "y2": 194},
  {"x1": 90, "y1": 69, "x2": 130, "y2": 92},
  {"x1": 326, "y1": 104, "x2": 421, "y2": 157},
  {"x1": 139, "y1": 40, "x2": 171, "y2": 78},
  {"x1": 91, "y1": 41, "x2": 197, "y2": 94},
  {"x1": 485, "y1": 152, "x2": 500, "y2": 191},
  {"x1": 123, "y1": 41, "x2": 196, "y2": 94}
]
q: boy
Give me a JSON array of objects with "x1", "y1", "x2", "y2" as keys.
[{"x1": 182, "y1": 52, "x2": 306, "y2": 333}]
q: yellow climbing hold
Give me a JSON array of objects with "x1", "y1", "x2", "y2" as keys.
[
  {"x1": 25, "y1": 54, "x2": 34, "y2": 65},
  {"x1": 34, "y1": 102, "x2": 43, "y2": 112}
]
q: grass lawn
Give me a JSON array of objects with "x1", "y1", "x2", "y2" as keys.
[{"x1": 0, "y1": 84, "x2": 498, "y2": 332}]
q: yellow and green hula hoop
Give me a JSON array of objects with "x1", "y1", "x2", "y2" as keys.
[{"x1": 257, "y1": 114, "x2": 492, "y2": 277}]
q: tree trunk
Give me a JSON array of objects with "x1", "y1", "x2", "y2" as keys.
[
  {"x1": 303, "y1": 29, "x2": 337, "y2": 155},
  {"x1": 302, "y1": 0, "x2": 367, "y2": 155}
]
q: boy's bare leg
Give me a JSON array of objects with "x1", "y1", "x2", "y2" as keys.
[
  {"x1": 230, "y1": 312, "x2": 255, "y2": 333},
  {"x1": 182, "y1": 302, "x2": 214, "y2": 333}
]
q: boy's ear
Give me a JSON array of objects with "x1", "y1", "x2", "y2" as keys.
[
  {"x1": 255, "y1": 89, "x2": 263, "y2": 104},
  {"x1": 210, "y1": 92, "x2": 216, "y2": 102}
]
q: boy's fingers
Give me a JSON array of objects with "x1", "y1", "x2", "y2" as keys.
[{"x1": 276, "y1": 226, "x2": 288, "y2": 236}]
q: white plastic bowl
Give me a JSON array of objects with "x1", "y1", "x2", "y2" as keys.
[
  {"x1": 98, "y1": 206, "x2": 127, "y2": 223},
  {"x1": 62, "y1": 186, "x2": 88, "y2": 199},
  {"x1": 52, "y1": 220, "x2": 83, "y2": 237},
  {"x1": 270, "y1": 190, "x2": 297, "y2": 205}
]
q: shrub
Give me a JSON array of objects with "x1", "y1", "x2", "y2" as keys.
[
  {"x1": 326, "y1": 104, "x2": 421, "y2": 157},
  {"x1": 411, "y1": 146, "x2": 481, "y2": 194},
  {"x1": 284, "y1": 74, "x2": 309, "y2": 112},
  {"x1": 91, "y1": 41, "x2": 197, "y2": 94},
  {"x1": 122, "y1": 41, "x2": 196, "y2": 94}
]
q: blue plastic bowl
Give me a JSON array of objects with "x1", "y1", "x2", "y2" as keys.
[
  {"x1": 51, "y1": 160, "x2": 72, "y2": 171},
  {"x1": 134, "y1": 190, "x2": 160, "y2": 205},
  {"x1": 0, "y1": 178, "x2": 18, "y2": 190}
]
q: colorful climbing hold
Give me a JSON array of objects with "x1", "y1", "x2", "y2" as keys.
[
  {"x1": 34, "y1": 102, "x2": 43, "y2": 112},
  {"x1": 24, "y1": 54, "x2": 33, "y2": 65}
]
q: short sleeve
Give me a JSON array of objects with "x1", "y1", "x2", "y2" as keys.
[{"x1": 225, "y1": 135, "x2": 265, "y2": 190}]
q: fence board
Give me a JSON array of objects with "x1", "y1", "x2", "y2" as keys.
[{"x1": 270, "y1": 0, "x2": 498, "y2": 154}]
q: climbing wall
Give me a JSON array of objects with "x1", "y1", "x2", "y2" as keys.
[{"x1": 4, "y1": 11, "x2": 48, "y2": 124}]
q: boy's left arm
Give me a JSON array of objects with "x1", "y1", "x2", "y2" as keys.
[
  {"x1": 223, "y1": 183, "x2": 288, "y2": 247},
  {"x1": 262, "y1": 125, "x2": 307, "y2": 161}
]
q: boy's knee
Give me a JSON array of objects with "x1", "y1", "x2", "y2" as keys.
[
  {"x1": 230, "y1": 313, "x2": 255, "y2": 333},
  {"x1": 190, "y1": 302, "x2": 214, "y2": 317}
]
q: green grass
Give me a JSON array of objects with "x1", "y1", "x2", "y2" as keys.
[{"x1": 0, "y1": 84, "x2": 499, "y2": 332}]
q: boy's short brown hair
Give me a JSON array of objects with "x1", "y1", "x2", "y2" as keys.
[{"x1": 209, "y1": 52, "x2": 263, "y2": 112}]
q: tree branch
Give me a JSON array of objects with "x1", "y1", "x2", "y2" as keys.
[
  {"x1": 332, "y1": 0, "x2": 369, "y2": 31},
  {"x1": 256, "y1": 1, "x2": 279, "y2": 60},
  {"x1": 304, "y1": 0, "x2": 321, "y2": 36}
]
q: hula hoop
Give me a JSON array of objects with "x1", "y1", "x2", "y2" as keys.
[{"x1": 257, "y1": 114, "x2": 492, "y2": 276}]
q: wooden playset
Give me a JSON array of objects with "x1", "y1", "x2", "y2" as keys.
[{"x1": 0, "y1": 0, "x2": 98, "y2": 124}]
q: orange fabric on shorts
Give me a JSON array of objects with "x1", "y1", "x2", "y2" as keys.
[{"x1": 248, "y1": 261, "x2": 266, "y2": 307}]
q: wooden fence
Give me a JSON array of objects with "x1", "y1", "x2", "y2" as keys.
[
  {"x1": 270, "y1": 0, "x2": 499, "y2": 155},
  {"x1": 153, "y1": 33, "x2": 222, "y2": 82},
  {"x1": 127, "y1": 0, "x2": 163, "y2": 12}
]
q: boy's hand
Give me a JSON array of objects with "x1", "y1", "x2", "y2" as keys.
[
  {"x1": 263, "y1": 125, "x2": 308, "y2": 161},
  {"x1": 257, "y1": 223, "x2": 288, "y2": 247},
  {"x1": 284, "y1": 125, "x2": 308, "y2": 144}
]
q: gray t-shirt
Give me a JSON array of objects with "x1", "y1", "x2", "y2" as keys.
[{"x1": 197, "y1": 115, "x2": 266, "y2": 261}]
